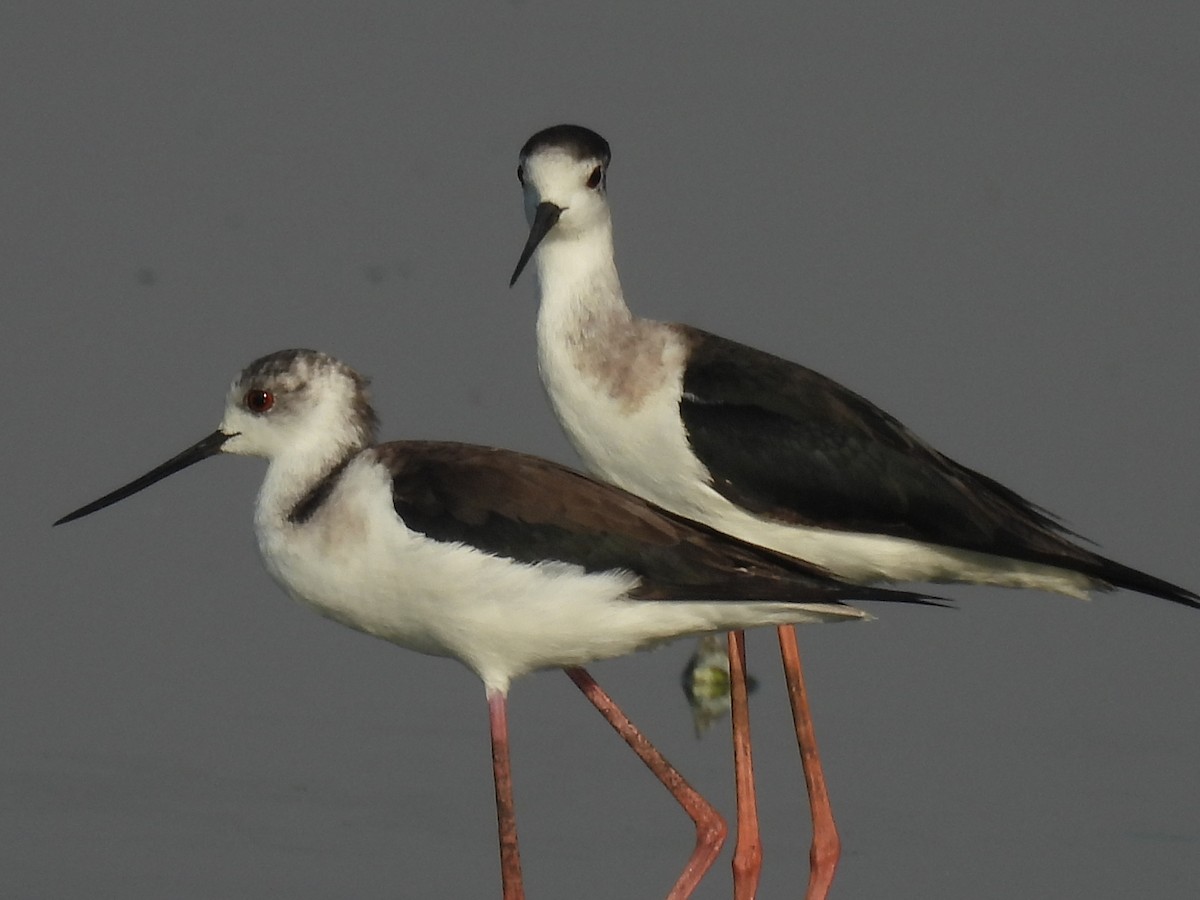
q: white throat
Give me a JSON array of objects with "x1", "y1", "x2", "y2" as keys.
[{"x1": 532, "y1": 216, "x2": 625, "y2": 323}]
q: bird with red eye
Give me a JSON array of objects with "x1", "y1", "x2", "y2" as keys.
[{"x1": 245, "y1": 389, "x2": 274, "y2": 414}]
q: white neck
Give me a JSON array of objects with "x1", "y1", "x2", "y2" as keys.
[
  {"x1": 533, "y1": 217, "x2": 630, "y2": 340},
  {"x1": 254, "y1": 429, "x2": 365, "y2": 531},
  {"x1": 532, "y1": 207, "x2": 686, "y2": 502}
]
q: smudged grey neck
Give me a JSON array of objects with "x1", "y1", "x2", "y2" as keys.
[
  {"x1": 535, "y1": 225, "x2": 672, "y2": 409},
  {"x1": 568, "y1": 303, "x2": 671, "y2": 409}
]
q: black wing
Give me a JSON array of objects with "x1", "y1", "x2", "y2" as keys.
[
  {"x1": 377, "y1": 440, "x2": 941, "y2": 607},
  {"x1": 676, "y1": 325, "x2": 1198, "y2": 607}
]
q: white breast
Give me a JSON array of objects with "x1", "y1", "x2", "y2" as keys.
[
  {"x1": 253, "y1": 455, "x2": 863, "y2": 693},
  {"x1": 537, "y1": 313, "x2": 1096, "y2": 598}
]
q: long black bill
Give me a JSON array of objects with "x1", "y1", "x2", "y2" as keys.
[
  {"x1": 54, "y1": 429, "x2": 234, "y2": 526},
  {"x1": 509, "y1": 201, "x2": 563, "y2": 287}
]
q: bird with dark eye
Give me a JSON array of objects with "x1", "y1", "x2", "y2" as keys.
[
  {"x1": 516, "y1": 165, "x2": 525, "y2": 185},
  {"x1": 586, "y1": 166, "x2": 603, "y2": 189},
  {"x1": 245, "y1": 390, "x2": 274, "y2": 413}
]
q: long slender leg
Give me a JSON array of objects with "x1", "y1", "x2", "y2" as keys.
[
  {"x1": 727, "y1": 630, "x2": 762, "y2": 898},
  {"x1": 564, "y1": 666, "x2": 727, "y2": 900},
  {"x1": 488, "y1": 689, "x2": 525, "y2": 900},
  {"x1": 777, "y1": 625, "x2": 840, "y2": 900}
]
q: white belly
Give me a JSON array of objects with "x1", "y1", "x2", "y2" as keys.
[{"x1": 254, "y1": 458, "x2": 863, "y2": 694}]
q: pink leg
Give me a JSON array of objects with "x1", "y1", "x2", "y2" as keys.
[
  {"x1": 727, "y1": 630, "x2": 763, "y2": 898},
  {"x1": 777, "y1": 625, "x2": 840, "y2": 900},
  {"x1": 564, "y1": 667, "x2": 727, "y2": 900},
  {"x1": 488, "y1": 689, "x2": 525, "y2": 900}
]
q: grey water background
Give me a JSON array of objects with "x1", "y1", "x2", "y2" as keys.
[{"x1": 4, "y1": 4, "x2": 1198, "y2": 898}]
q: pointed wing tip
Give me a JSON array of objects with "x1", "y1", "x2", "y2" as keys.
[
  {"x1": 867, "y1": 588, "x2": 955, "y2": 609},
  {"x1": 1172, "y1": 589, "x2": 1200, "y2": 610}
]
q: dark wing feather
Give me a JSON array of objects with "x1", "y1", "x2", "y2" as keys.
[
  {"x1": 377, "y1": 441, "x2": 940, "y2": 607},
  {"x1": 676, "y1": 325, "x2": 1198, "y2": 607}
]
